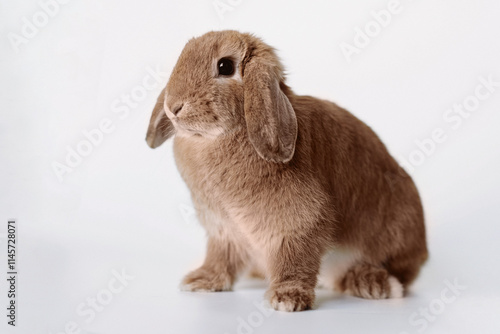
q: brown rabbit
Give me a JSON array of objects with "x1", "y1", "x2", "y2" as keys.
[{"x1": 146, "y1": 30, "x2": 428, "y2": 312}]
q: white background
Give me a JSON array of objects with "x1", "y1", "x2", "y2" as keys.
[{"x1": 1, "y1": 0, "x2": 500, "y2": 333}]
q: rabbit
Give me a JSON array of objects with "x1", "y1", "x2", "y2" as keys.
[{"x1": 146, "y1": 30, "x2": 428, "y2": 312}]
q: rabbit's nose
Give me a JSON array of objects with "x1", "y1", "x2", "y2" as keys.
[{"x1": 172, "y1": 103, "x2": 184, "y2": 116}]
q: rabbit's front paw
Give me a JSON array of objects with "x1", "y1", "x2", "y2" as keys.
[
  {"x1": 267, "y1": 284, "x2": 315, "y2": 312},
  {"x1": 180, "y1": 268, "x2": 233, "y2": 292}
]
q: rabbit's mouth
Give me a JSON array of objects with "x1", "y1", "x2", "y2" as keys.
[{"x1": 174, "y1": 122, "x2": 224, "y2": 139}]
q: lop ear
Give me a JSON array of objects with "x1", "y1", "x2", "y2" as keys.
[
  {"x1": 243, "y1": 61, "x2": 297, "y2": 163},
  {"x1": 146, "y1": 87, "x2": 174, "y2": 148}
]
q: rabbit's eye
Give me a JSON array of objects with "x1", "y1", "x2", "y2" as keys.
[{"x1": 217, "y1": 58, "x2": 234, "y2": 76}]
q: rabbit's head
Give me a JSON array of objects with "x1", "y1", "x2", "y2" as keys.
[{"x1": 146, "y1": 30, "x2": 297, "y2": 163}]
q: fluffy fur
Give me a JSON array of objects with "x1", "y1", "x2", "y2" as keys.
[{"x1": 146, "y1": 30, "x2": 428, "y2": 312}]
